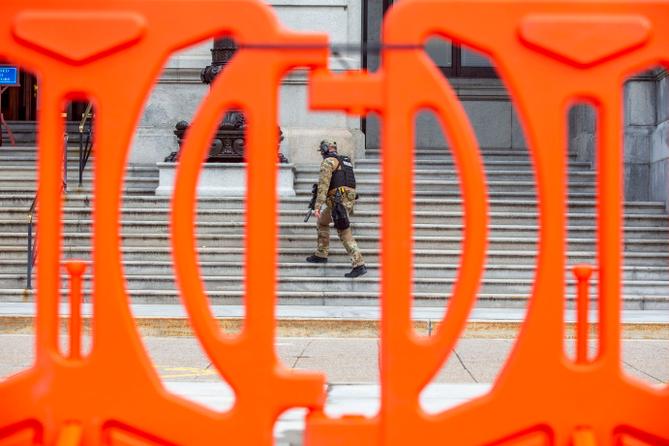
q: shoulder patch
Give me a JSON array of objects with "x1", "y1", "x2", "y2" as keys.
[{"x1": 323, "y1": 157, "x2": 339, "y2": 168}]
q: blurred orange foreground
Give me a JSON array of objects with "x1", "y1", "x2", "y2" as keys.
[{"x1": 0, "y1": 0, "x2": 667, "y2": 444}]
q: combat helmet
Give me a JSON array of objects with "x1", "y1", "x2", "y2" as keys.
[{"x1": 318, "y1": 139, "x2": 337, "y2": 158}]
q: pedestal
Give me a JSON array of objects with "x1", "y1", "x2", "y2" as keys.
[{"x1": 155, "y1": 162, "x2": 296, "y2": 197}]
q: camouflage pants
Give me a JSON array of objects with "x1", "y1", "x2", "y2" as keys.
[{"x1": 314, "y1": 191, "x2": 364, "y2": 267}]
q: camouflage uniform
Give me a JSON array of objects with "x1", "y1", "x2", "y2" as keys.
[{"x1": 313, "y1": 156, "x2": 365, "y2": 267}]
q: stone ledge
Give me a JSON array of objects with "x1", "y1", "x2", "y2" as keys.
[{"x1": 156, "y1": 162, "x2": 296, "y2": 197}]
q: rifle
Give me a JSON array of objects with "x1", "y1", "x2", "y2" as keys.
[{"x1": 304, "y1": 183, "x2": 318, "y2": 222}]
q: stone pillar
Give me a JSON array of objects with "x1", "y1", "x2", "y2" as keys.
[
  {"x1": 623, "y1": 75, "x2": 656, "y2": 202},
  {"x1": 567, "y1": 70, "x2": 669, "y2": 206},
  {"x1": 651, "y1": 72, "x2": 669, "y2": 209},
  {"x1": 568, "y1": 103, "x2": 597, "y2": 165}
]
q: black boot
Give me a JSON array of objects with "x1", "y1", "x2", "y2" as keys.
[
  {"x1": 306, "y1": 254, "x2": 328, "y2": 264},
  {"x1": 345, "y1": 264, "x2": 367, "y2": 278}
]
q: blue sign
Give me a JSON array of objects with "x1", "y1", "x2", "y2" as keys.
[{"x1": 0, "y1": 66, "x2": 19, "y2": 86}]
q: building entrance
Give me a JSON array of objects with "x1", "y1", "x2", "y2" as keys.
[
  {"x1": 0, "y1": 70, "x2": 87, "y2": 123},
  {"x1": 0, "y1": 70, "x2": 36, "y2": 121}
]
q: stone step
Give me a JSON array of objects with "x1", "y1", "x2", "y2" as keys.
[
  {"x1": 17, "y1": 208, "x2": 667, "y2": 227},
  {"x1": 2, "y1": 145, "x2": 545, "y2": 156},
  {"x1": 0, "y1": 185, "x2": 156, "y2": 195},
  {"x1": 0, "y1": 219, "x2": 666, "y2": 239},
  {"x1": 1, "y1": 288, "x2": 666, "y2": 309},
  {"x1": 0, "y1": 193, "x2": 665, "y2": 214},
  {"x1": 0, "y1": 153, "x2": 126, "y2": 177},
  {"x1": 0, "y1": 132, "x2": 71, "y2": 143},
  {"x1": 0, "y1": 155, "x2": 589, "y2": 170},
  {"x1": 0, "y1": 149, "x2": 559, "y2": 170},
  {"x1": 0, "y1": 165, "x2": 157, "y2": 178},
  {"x1": 0, "y1": 164, "x2": 595, "y2": 183},
  {"x1": 363, "y1": 148, "x2": 579, "y2": 162},
  {"x1": 0, "y1": 197, "x2": 665, "y2": 216},
  {"x1": 0, "y1": 158, "x2": 593, "y2": 180},
  {"x1": 353, "y1": 158, "x2": 593, "y2": 170},
  {"x1": 2, "y1": 168, "x2": 599, "y2": 195},
  {"x1": 5, "y1": 244, "x2": 669, "y2": 267},
  {"x1": 0, "y1": 274, "x2": 669, "y2": 308},
  {"x1": 1, "y1": 245, "x2": 665, "y2": 266},
  {"x1": 0, "y1": 272, "x2": 666, "y2": 298},
  {"x1": 293, "y1": 168, "x2": 597, "y2": 182},
  {"x1": 0, "y1": 177, "x2": 158, "y2": 189},
  {"x1": 10, "y1": 260, "x2": 668, "y2": 281},
  {"x1": 294, "y1": 178, "x2": 595, "y2": 193},
  {"x1": 0, "y1": 188, "x2": 605, "y2": 202},
  {"x1": 0, "y1": 144, "x2": 86, "y2": 151},
  {"x1": 0, "y1": 155, "x2": 95, "y2": 166},
  {"x1": 35, "y1": 233, "x2": 668, "y2": 254},
  {"x1": 299, "y1": 190, "x2": 604, "y2": 200},
  {"x1": 1, "y1": 230, "x2": 667, "y2": 253},
  {"x1": 2, "y1": 139, "x2": 86, "y2": 153}
]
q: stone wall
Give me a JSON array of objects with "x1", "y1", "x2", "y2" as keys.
[
  {"x1": 130, "y1": 0, "x2": 363, "y2": 166},
  {"x1": 363, "y1": 0, "x2": 526, "y2": 153},
  {"x1": 365, "y1": 78, "x2": 528, "y2": 150},
  {"x1": 366, "y1": 70, "x2": 667, "y2": 209},
  {"x1": 568, "y1": 70, "x2": 669, "y2": 206}
]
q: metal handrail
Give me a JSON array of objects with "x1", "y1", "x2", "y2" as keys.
[
  {"x1": 63, "y1": 133, "x2": 68, "y2": 191},
  {"x1": 26, "y1": 129, "x2": 69, "y2": 290},
  {"x1": 25, "y1": 194, "x2": 38, "y2": 290},
  {"x1": 78, "y1": 103, "x2": 94, "y2": 187}
]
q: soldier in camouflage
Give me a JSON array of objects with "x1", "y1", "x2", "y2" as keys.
[{"x1": 306, "y1": 139, "x2": 367, "y2": 278}]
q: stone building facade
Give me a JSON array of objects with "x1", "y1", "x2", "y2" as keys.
[
  {"x1": 129, "y1": 0, "x2": 364, "y2": 167},
  {"x1": 123, "y1": 0, "x2": 668, "y2": 208}
]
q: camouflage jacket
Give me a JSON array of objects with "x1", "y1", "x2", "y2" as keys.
[{"x1": 315, "y1": 156, "x2": 340, "y2": 210}]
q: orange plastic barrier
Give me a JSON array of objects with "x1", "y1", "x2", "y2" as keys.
[{"x1": 0, "y1": 0, "x2": 666, "y2": 445}]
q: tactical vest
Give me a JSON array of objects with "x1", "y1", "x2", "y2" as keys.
[{"x1": 328, "y1": 155, "x2": 356, "y2": 190}]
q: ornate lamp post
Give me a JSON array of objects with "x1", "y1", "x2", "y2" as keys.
[{"x1": 170, "y1": 38, "x2": 287, "y2": 163}]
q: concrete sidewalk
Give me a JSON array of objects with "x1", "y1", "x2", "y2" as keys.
[
  {"x1": 164, "y1": 381, "x2": 492, "y2": 444},
  {"x1": 3, "y1": 302, "x2": 668, "y2": 321},
  {"x1": 1, "y1": 333, "x2": 666, "y2": 444}
]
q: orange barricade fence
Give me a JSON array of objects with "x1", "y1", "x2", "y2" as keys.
[{"x1": 0, "y1": 0, "x2": 667, "y2": 444}]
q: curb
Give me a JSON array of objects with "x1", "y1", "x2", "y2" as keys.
[{"x1": 1, "y1": 316, "x2": 667, "y2": 339}]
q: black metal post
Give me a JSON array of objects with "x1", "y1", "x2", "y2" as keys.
[
  {"x1": 62, "y1": 132, "x2": 68, "y2": 192},
  {"x1": 26, "y1": 219, "x2": 33, "y2": 290},
  {"x1": 77, "y1": 103, "x2": 94, "y2": 187},
  {"x1": 79, "y1": 127, "x2": 84, "y2": 187},
  {"x1": 362, "y1": 1, "x2": 368, "y2": 71},
  {"x1": 173, "y1": 38, "x2": 287, "y2": 163},
  {"x1": 200, "y1": 38, "x2": 238, "y2": 85},
  {"x1": 361, "y1": 0, "x2": 369, "y2": 137}
]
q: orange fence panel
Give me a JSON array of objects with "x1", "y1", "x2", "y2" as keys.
[
  {"x1": 0, "y1": 2, "x2": 327, "y2": 444},
  {"x1": 308, "y1": 1, "x2": 669, "y2": 445}
]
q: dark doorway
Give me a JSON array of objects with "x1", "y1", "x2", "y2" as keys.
[
  {"x1": 0, "y1": 70, "x2": 85, "y2": 122},
  {"x1": 0, "y1": 71, "x2": 37, "y2": 121}
]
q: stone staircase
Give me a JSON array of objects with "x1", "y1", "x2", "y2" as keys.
[
  {"x1": 1, "y1": 121, "x2": 81, "y2": 147},
  {"x1": 0, "y1": 143, "x2": 667, "y2": 309}
]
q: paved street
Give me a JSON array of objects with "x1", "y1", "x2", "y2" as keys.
[
  {"x1": 1, "y1": 334, "x2": 667, "y2": 385},
  {"x1": 1, "y1": 334, "x2": 666, "y2": 444}
]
